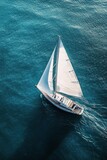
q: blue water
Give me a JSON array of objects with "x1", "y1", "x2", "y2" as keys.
[{"x1": 0, "y1": 0, "x2": 107, "y2": 160}]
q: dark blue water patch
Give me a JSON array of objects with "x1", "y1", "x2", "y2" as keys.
[{"x1": 9, "y1": 101, "x2": 81, "y2": 160}]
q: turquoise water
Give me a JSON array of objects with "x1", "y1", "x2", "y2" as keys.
[{"x1": 0, "y1": 0, "x2": 107, "y2": 160}]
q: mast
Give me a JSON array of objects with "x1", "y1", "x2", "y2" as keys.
[{"x1": 53, "y1": 36, "x2": 60, "y2": 93}]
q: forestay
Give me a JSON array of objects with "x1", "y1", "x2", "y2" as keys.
[{"x1": 55, "y1": 38, "x2": 83, "y2": 98}]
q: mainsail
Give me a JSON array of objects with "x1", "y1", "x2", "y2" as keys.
[
  {"x1": 55, "y1": 38, "x2": 83, "y2": 98},
  {"x1": 37, "y1": 49, "x2": 55, "y2": 94}
]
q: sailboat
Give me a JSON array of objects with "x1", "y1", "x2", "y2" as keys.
[{"x1": 36, "y1": 36, "x2": 84, "y2": 115}]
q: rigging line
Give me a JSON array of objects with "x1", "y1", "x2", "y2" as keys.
[
  {"x1": 52, "y1": 74, "x2": 56, "y2": 80},
  {"x1": 53, "y1": 63, "x2": 56, "y2": 68}
]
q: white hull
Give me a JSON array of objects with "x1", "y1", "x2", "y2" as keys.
[{"x1": 40, "y1": 91, "x2": 84, "y2": 115}]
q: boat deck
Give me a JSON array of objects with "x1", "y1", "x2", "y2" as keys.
[
  {"x1": 43, "y1": 92, "x2": 83, "y2": 115},
  {"x1": 52, "y1": 93, "x2": 74, "y2": 109}
]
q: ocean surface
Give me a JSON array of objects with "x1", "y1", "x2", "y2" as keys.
[{"x1": 0, "y1": 0, "x2": 107, "y2": 160}]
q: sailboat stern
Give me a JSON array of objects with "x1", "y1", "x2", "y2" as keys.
[{"x1": 72, "y1": 103, "x2": 84, "y2": 115}]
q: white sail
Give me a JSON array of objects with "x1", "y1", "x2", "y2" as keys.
[
  {"x1": 37, "y1": 50, "x2": 55, "y2": 94},
  {"x1": 56, "y1": 38, "x2": 83, "y2": 97},
  {"x1": 48, "y1": 49, "x2": 55, "y2": 91}
]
